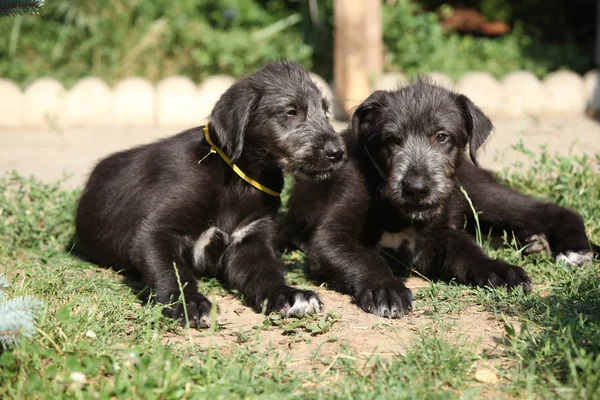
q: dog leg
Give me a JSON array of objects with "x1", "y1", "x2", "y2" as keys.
[
  {"x1": 311, "y1": 238, "x2": 412, "y2": 318},
  {"x1": 309, "y1": 216, "x2": 412, "y2": 319},
  {"x1": 414, "y1": 224, "x2": 533, "y2": 292},
  {"x1": 221, "y1": 218, "x2": 322, "y2": 318},
  {"x1": 456, "y1": 162, "x2": 596, "y2": 267},
  {"x1": 132, "y1": 230, "x2": 215, "y2": 329}
]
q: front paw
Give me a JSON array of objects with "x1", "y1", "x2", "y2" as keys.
[
  {"x1": 162, "y1": 292, "x2": 217, "y2": 329},
  {"x1": 265, "y1": 287, "x2": 322, "y2": 318},
  {"x1": 470, "y1": 260, "x2": 532, "y2": 293},
  {"x1": 355, "y1": 279, "x2": 412, "y2": 318}
]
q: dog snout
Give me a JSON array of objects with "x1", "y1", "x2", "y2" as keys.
[
  {"x1": 323, "y1": 142, "x2": 344, "y2": 164},
  {"x1": 401, "y1": 176, "x2": 430, "y2": 201}
]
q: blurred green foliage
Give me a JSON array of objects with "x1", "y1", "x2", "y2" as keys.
[
  {"x1": 0, "y1": 0, "x2": 313, "y2": 88},
  {"x1": 381, "y1": 0, "x2": 591, "y2": 80},
  {"x1": 0, "y1": 0, "x2": 593, "y2": 87}
]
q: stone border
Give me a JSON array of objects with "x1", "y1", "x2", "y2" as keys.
[{"x1": 1, "y1": 69, "x2": 600, "y2": 128}]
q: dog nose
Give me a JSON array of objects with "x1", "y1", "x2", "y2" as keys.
[
  {"x1": 401, "y1": 176, "x2": 430, "y2": 200},
  {"x1": 323, "y1": 143, "x2": 344, "y2": 164}
]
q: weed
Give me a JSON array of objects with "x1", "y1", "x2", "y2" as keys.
[{"x1": 261, "y1": 311, "x2": 342, "y2": 336}]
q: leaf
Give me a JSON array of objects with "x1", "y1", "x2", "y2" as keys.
[{"x1": 56, "y1": 305, "x2": 73, "y2": 324}]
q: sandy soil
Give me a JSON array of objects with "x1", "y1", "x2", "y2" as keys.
[
  {"x1": 2, "y1": 117, "x2": 600, "y2": 188},
  {"x1": 162, "y1": 277, "x2": 511, "y2": 374}
]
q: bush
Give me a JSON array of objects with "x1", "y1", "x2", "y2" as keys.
[
  {"x1": 295, "y1": 0, "x2": 591, "y2": 81},
  {"x1": 0, "y1": 0, "x2": 313, "y2": 88},
  {"x1": 381, "y1": 0, "x2": 591, "y2": 80},
  {"x1": 0, "y1": 0, "x2": 592, "y2": 86}
]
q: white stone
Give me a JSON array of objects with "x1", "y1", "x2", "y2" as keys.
[
  {"x1": 113, "y1": 77, "x2": 155, "y2": 126},
  {"x1": 69, "y1": 371, "x2": 87, "y2": 388},
  {"x1": 372, "y1": 72, "x2": 408, "y2": 91},
  {"x1": 422, "y1": 72, "x2": 455, "y2": 90},
  {"x1": 65, "y1": 77, "x2": 113, "y2": 126},
  {"x1": 541, "y1": 70, "x2": 585, "y2": 115},
  {"x1": 501, "y1": 71, "x2": 543, "y2": 117},
  {"x1": 583, "y1": 69, "x2": 600, "y2": 113},
  {"x1": 23, "y1": 78, "x2": 67, "y2": 127},
  {"x1": 156, "y1": 76, "x2": 202, "y2": 127},
  {"x1": 0, "y1": 79, "x2": 23, "y2": 127},
  {"x1": 456, "y1": 72, "x2": 504, "y2": 116},
  {"x1": 197, "y1": 75, "x2": 236, "y2": 124}
]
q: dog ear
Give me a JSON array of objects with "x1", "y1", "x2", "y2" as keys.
[
  {"x1": 351, "y1": 90, "x2": 389, "y2": 144},
  {"x1": 457, "y1": 94, "x2": 493, "y2": 166},
  {"x1": 209, "y1": 84, "x2": 258, "y2": 163}
]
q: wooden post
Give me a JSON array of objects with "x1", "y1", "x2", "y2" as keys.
[
  {"x1": 366, "y1": 0, "x2": 383, "y2": 79},
  {"x1": 596, "y1": 0, "x2": 600, "y2": 66},
  {"x1": 334, "y1": 0, "x2": 383, "y2": 117}
]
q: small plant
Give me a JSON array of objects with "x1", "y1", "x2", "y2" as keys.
[
  {"x1": 0, "y1": 274, "x2": 43, "y2": 350},
  {"x1": 261, "y1": 311, "x2": 341, "y2": 335}
]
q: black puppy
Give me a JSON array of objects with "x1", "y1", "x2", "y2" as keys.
[
  {"x1": 284, "y1": 78, "x2": 534, "y2": 318},
  {"x1": 74, "y1": 61, "x2": 345, "y2": 328},
  {"x1": 285, "y1": 78, "x2": 599, "y2": 318}
]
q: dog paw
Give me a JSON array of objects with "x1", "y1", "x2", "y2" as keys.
[
  {"x1": 556, "y1": 251, "x2": 593, "y2": 267},
  {"x1": 163, "y1": 293, "x2": 218, "y2": 329},
  {"x1": 355, "y1": 280, "x2": 412, "y2": 318},
  {"x1": 523, "y1": 234, "x2": 551, "y2": 256},
  {"x1": 266, "y1": 287, "x2": 322, "y2": 318},
  {"x1": 471, "y1": 260, "x2": 533, "y2": 293}
]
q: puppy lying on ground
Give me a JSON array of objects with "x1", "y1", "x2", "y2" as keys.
[
  {"x1": 74, "y1": 61, "x2": 345, "y2": 328},
  {"x1": 283, "y1": 78, "x2": 598, "y2": 318}
]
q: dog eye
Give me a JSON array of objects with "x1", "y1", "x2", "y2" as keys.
[
  {"x1": 286, "y1": 108, "x2": 298, "y2": 117},
  {"x1": 383, "y1": 136, "x2": 402, "y2": 146},
  {"x1": 435, "y1": 132, "x2": 449, "y2": 143}
]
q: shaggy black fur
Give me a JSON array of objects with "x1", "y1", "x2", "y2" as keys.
[
  {"x1": 284, "y1": 78, "x2": 597, "y2": 319},
  {"x1": 74, "y1": 61, "x2": 345, "y2": 328},
  {"x1": 453, "y1": 162, "x2": 599, "y2": 265}
]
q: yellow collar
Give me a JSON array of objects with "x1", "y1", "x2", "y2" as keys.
[{"x1": 202, "y1": 125, "x2": 280, "y2": 197}]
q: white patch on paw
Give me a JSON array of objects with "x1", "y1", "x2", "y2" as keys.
[
  {"x1": 193, "y1": 227, "x2": 217, "y2": 267},
  {"x1": 378, "y1": 229, "x2": 416, "y2": 253},
  {"x1": 373, "y1": 305, "x2": 405, "y2": 318},
  {"x1": 284, "y1": 293, "x2": 321, "y2": 318},
  {"x1": 375, "y1": 305, "x2": 390, "y2": 318},
  {"x1": 556, "y1": 251, "x2": 593, "y2": 267},
  {"x1": 198, "y1": 314, "x2": 211, "y2": 329},
  {"x1": 389, "y1": 306, "x2": 405, "y2": 318},
  {"x1": 196, "y1": 313, "x2": 223, "y2": 329}
]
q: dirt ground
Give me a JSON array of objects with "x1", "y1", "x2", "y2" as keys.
[
  {"x1": 161, "y1": 277, "x2": 510, "y2": 373},
  {"x1": 2, "y1": 116, "x2": 600, "y2": 188}
]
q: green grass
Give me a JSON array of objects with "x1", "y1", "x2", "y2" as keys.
[{"x1": 1, "y1": 147, "x2": 599, "y2": 399}]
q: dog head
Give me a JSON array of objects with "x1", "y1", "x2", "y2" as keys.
[
  {"x1": 351, "y1": 78, "x2": 493, "y2": 221},
  {"x1": 209, "y1": 61, "x2": 345, "y2": 181}
]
